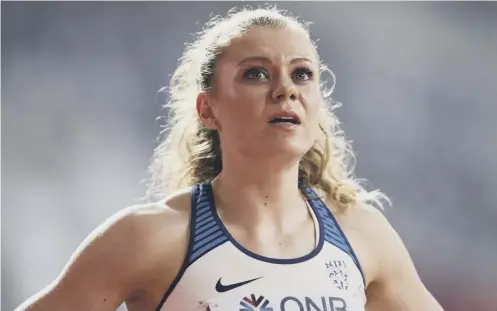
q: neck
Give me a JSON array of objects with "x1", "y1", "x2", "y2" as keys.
[{"x1": 211, "y1": 151, "x2": 305, "y2": 224}]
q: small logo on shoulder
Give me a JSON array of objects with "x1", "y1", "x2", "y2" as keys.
[{"x1": 325, "y1": 260, "x2": 349, "y2": 291}]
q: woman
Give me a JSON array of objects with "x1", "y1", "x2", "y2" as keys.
[{"x1": 17, "y1": 7, "x2": 443, "y2": 311}]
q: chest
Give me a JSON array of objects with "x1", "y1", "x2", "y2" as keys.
[{"x1": 160, "y1": 242, "x2": 366, "y2": 311}]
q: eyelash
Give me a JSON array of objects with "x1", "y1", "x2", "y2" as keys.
[
  {"x1": 243, "y1": 67, "x2": 269, "y2": 81},
  {"x1": 243, "y1": 67, "x2": 314, "y2": 82},
  {"x1": 293, "y1": 67, "x2": 314, "y2": 81}
]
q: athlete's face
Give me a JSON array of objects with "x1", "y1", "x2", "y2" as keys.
[{"x1": 197, "y1": 26, "x2": 322, "y2": 160}]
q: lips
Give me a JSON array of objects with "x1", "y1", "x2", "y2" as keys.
[{"x1": 268, "y1": 111, "x2": 301, "y2": 125}]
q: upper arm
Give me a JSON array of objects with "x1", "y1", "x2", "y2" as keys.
[
  {"x1": 362, "y1": 208, "x2": 444, "y2": 311},
  {"x1": 15, "y1": 204, "x2": 170, "y2": 311}
]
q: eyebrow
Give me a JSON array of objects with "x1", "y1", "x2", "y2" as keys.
[{"x1": 237, "y1": 56, "x2": 313, "y2": 67}]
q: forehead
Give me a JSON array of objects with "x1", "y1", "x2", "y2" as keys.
[{"x1": 219, "y1": 26, "x2": 318, "y2": 64}]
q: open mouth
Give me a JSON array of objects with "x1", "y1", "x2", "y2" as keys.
[
  {"x1": 269, "y1": 116, "x2": 300, "y2": 125},
  {"x1": 269, "y1": 117, "x2": 301, "y2": 125}
]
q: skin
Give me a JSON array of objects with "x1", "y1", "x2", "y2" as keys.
[{"x1": 16, "y1": 25, "x2": 444, "y2": 311}]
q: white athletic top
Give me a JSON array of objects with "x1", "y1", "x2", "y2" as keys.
[{"x1": 156, "y1": 183, "x2": 366, "y2": 311}]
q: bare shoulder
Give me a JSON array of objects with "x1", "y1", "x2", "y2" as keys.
[
  {"x1": 340, "y1": 203, "x2": 398, "y2": 253},
  {"x1": 116, "y1": 187, "x2": 192, "y2": 245},
  {"x1": 334, "y1": 203, "x2": 417, "y2": 284},
  {"x1": 333, "y1": 203, "x2": 443, "y2": 311},
  {"x1": 78, "y1": 186, "x2": 193, "y2": 278},
  {"x1": 16, "y1": 187, "x2": 193, "y2": 311}
]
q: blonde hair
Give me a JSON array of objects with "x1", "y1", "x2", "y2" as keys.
[{"x1": 146, "y1": 6, "x2": 390, "y2": 210}]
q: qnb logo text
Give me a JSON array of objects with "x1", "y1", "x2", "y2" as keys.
[
  {"x1": 280, "y1": 296, "x2": 347, "y2": 311},
  {"x1": 239, "y1": 295, "x2": 348, "y2": 311}
]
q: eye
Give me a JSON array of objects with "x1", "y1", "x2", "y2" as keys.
[
  {"x1": 292, "y1": 67, "x2": 314, "y2": 82},
  {"x1": 243, "y1": 67, "x2": 270, "y2": 81}
]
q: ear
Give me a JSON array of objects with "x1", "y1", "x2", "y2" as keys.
[{"x1": 196, "y1": 91, "x2": 219, "y2": 130}]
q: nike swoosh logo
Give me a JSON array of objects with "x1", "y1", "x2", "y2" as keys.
[{"x1": 215, "y1": 276, "x2": 263, "y2": 293}]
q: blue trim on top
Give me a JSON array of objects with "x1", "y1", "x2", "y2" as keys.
[
  {"x1": 302, "y1": 186, "x2": 366, "y2": 287},
  {"x1": 154, "y1": 185, "x2": 230, "y2": 311},
  {"x1": 154, "y1": 186, "x2": 198, "y2": 311},
  {"x1": 205, "y1": 183, "x2": 326, "y2": 265},
  {"x1": 188, "y1": 184, "x2": 228, "y2": 265}
]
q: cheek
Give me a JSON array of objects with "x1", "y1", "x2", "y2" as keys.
[
  {"x1": 213, "y1": 99, "x2": 263, "y2": 146},
  {"x1": 302, "y1": 91, "x2": 322, "y2": 132},
  {"x1": 215, "y1": 89, "x2": 267, "y2": 128}
]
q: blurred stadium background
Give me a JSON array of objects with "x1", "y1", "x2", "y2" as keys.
[{"x1": 2, "y1": 2, "x2": 496, "y2": 310}]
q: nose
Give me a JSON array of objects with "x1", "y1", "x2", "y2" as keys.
[{"x1": 271, "y1": 76, "x2": 298, "y2": 103}]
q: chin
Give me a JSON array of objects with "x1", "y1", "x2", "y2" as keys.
[
  {"x1": 236, "y1": 135, "x2": 314, "y2": 161},
  {"x1": 269, "y1": 140, "x2": 313, "y2": 159}
]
